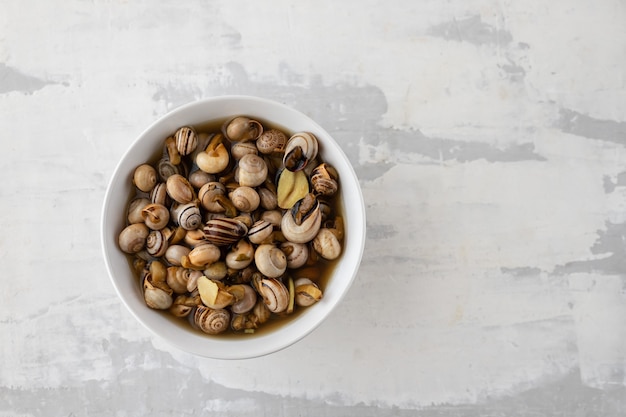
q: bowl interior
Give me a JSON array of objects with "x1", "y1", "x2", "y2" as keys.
[{"x1": 101, "y1": 96, "x2": 365, "y2": 359}]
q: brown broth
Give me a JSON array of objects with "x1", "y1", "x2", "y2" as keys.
[{"x1": 124, "y1": 117, "x2": 344, "y2": 337}]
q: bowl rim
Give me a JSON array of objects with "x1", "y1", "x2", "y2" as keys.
[{"x1": 100, "y1": 95, "x2": 366, "y2": 359}]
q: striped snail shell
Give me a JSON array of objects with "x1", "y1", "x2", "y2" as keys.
[
  {"x1": 174, "y1": 126, "x2": 198, "y2": 156},
  {"x1": 173, "y1": 203, "x2": 202, "y2": 231},
  {"x1": 203, "y1": 217, "x2": 249, "y2": 246},
  {"x1": 146, "y1": 229, "x2": 169, "y2": 258}
]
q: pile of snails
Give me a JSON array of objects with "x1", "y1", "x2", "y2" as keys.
[{"x1": 118, "y1": 116, "x2": 343, "y2": 335}]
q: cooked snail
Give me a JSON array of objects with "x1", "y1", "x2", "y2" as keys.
[
  {"x1": 236, "y1": 153, "x2": 268, "y2": 187},
  {"x1": 133, "y1": 164, "x2": 158, "y2": 193},
  {"x1": 254, "y1": 244, "x2": 287, "y2": 278},
  {"x1": 283, "y1": 132, "x2": 318, "y2": 172},
  {"x1": 174, "y1": 126, "x2": 198, "y2": 156},
  {"x1": 119, "y1": 223, "x2": 149, "y2": 254},
  {"x1": 223, "y1": 116, "x2": 263, "y2": 142}
]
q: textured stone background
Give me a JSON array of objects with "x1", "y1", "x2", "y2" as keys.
[{"x1": 1, "y1": 0, "x2": 626, "y2": 415}]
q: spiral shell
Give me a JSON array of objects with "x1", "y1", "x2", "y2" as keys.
[
  {"x1": 198, "y1": 181, "x2": 227, "y2": 212},
  {"x1": 119, "y1": 223, "x2": 149, "y2": 254},
  {"x1": 223, "y1": 116, "x2": 263, "y2": 142},
  {"x1": 164, "y1": 244, "x2": 190, "y2": 266},
  {"x1": 175, "y1": 126, "x2": 198, "y2": 156},
  {"x1": 230, "y1": 284, "x2": 257, "y2": 314},
  {"x1": 281, "y1": 194, "x2": 322, "y2": 244},
  {"x1": 312, "y1": 227, "x2": 342, "y2": 260},
  {"x1": 257, "y1": 277, "x2": 289, "y2": 313},
  {"x1": 166, "y1": 266, "x2": 193, "y2": 294},
  {"x1": 231, "y1": 141, "x2": 258, "y2": 160},
  {"x1": 229, "y1": 186, "x2": 260, "y2": 213},
  {"x1": 256, "y1": 129, "x2": 287, "y2": 154},
  {"x1": 225, "y1": 239, "x2": 254, "y2": 270},
  {"x1": 157, "y1": 157, "x2": 184, "y2": 182},
  {"x1": 193, "y1": 305, "x2": 230, "y2": 335},
  {"x1": 310, "y1": 163, "x2": 338, "y2": 196},
  {"x1": 280, "y1": 241, "x2": 309, "y2": 269},
  {"x1": 254, "y1": 244, "x2": 287, "y2": 278},
  {"x1": 283, "y1": 132, "x2": 318, "y2": 172},
  {"x1": 294, "y1": 278, "x2": 322, "y2": 307},
  {"x1": 133, "y1": 164, "x2": 157, "y2": 192},
  {"x1": 149, "y1": 183, "x2": 169, "y2": 206},
  {"x1": 203, "y1": 217, "x2": 249, "y2": 246},
  {"x1": 235, "y1": 154, "x2": 268, "y2": 187},
  {"x1": 143, "y1": 275, "x2": 173, "y2": 310},
  {"x1": 173, "y1": 203, "x2": 202, "y2": 230},
  {"x1": 247, "y1": 220, "x2": 273, "y2": 244},
  {"x1": 146, "y1": 229, "x2": 169, "y2": 257}
]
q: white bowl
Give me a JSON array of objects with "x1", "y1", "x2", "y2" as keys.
[{"x1": 101, "y1": 96, "x2": 366, "y2": 359}]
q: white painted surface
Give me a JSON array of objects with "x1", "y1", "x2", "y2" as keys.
[{"x1": 1, "y1": 0, "x2": 625, "y2": 414}]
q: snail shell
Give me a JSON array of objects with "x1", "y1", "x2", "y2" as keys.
[
  {"x1": 231, "y1": 141, "x2": 258, "y2": 160},
  {"x1": 313, "y1": 228, "x2": 342, "y2": 260},
  {"x1": 119, "y1": 223, "x2": 149, "y2": 254},
  {"x1": 166, "y1": 266, "x2": 193, "y2": 294},
  {"x1": 198, "y1": 181, "x2": 227, "y2": 212},
  {"x1": 157, "y1": 157, "x2": 185, "y2": 182},
  {"x1": 247, "y1": 220, "x2": 273, "y2": 244},
  {"x1": 235, "y1": 154, "x2": 268, "y2": 187},
  {"x1": 203, "y1": 261, "x2": 228, "y2": 281},
  {"x1": 257, "y1": 277, "x2": 289, "y2": 313},
  {"x1": 229, "y1": 186, "x2": 260, "y2": 213},
  {"x1": 143, "y1": 275, "x2": 173, "y2": 310},
  {"x1": 230, "y1": 284, "x2": 257, "y2": 314},
  {"x1": 127, "y1": 197, "x2": 150, "y2": 224},
  {"x1": 184, "y1": 243, "x2": 221, "y2": 269},
  {"x1": 258, "y1": 187, "x2": 278, "y2": 210},
  {"x1": 254, "y1": 244, "x2": 287, "y2": 278},
  {"x1": 164, "y1": 136, "x2": 181, "y2": 166},
  {"x1": 281, "y1": 194, "x2": 322, "y2": 244},
  {"x1": 141, "y1": 203, "x2": 170, "y2": 230},
  {"x1": 261, "y1": 210, "x2": 283, "y2": 229},
  {"x1": 174, "y1": 126, "x2": 198, "y2": 156},
  {"x1": 188, "y1": 170, "x2": 214, "y2": 189},
  {"x1": 256, "y1": 129, "x2": 287, "y2": 154},
  {"x1": 223, "y1": 116, "x2": 263, "y2": 142},
  {"x1": 280, "y1": 241, "x2": 309, "y2": 269},
  {"x1": 225, "y1": 239, "x2": 254, "y2": 270},
  {"x1": 133, "y1": 164, "x2": 158, "y2": 192},
  {"x1": 172, "y1": 203, "x2": 202, "y2": 230},
  {"x1": 283, "y1": 132, "x2": 318, "y2": 172},
  {"x1": 166, "y1": 174, "x2": 195, "y2": 204},
  {"x1": 193, "y1": 305, "x2": 230, "y2": 335},
  {"x1": 146, "y1": 229, "x2": 169, "y2": 258},
  {"x1": 310, "y1": 163, "x2": 339, "y2": 196},
  {"x1": 203, "y1": 217, "x2": 249, "y2": 246},
  {"x1": 294, "y1": 278, "x2": 322, "y2": 307},
  {"x1": 164, "y1": 244, "x2": 190, "y2": 266},
  {"x1": 149, "y1": 182, "x2": 170, "y2": 206}
]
